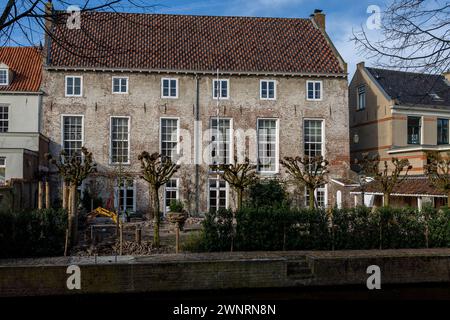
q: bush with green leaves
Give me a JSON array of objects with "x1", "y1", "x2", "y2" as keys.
[
  {"x1": 247, "y1": 180, "x2": 287, "y2": 208},
  {"x1": 0, "y1": 208, "x2": 67, "y2": 258},
  {"x1": 169, "y1": 200, "x2": 184, "y2": 213}
]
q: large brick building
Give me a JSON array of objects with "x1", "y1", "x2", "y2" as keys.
[{"x1": 42, "y1": 9, "x2": 350, "y2": 215}]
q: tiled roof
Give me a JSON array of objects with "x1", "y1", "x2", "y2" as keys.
[
  {"x1": 48, "y1": 12, "x2": 344, "y2": 74},
  {"x1": 0, "y1": 47, "x2": 42, "y2": 93},
  {"x1": 366, "y1": 67, "x2": 450, "y2": 108},
  {"x1": 352, "y1": 176, "x2": 446, "y2": 197}
]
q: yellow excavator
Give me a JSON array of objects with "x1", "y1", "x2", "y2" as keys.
[{"x1": 87, "y1": 207, "x2": 120, "y2": 225}]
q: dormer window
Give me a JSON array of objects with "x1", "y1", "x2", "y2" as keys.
[{"x1": 0, "y1": 69, "x2": 8, "y2": 85}]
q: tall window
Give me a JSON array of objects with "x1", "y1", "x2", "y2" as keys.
[
  {"x1": 260, "y1": 80, "x2": 276, "y2": 100},
  {"x1": 112, "y1": 77, "x2": 128, "y2": 94},
  {"x1": 257, "y1": 119, "x2": 278, "y2": 172},
  {"x1": 304, "y1": 119, "x2": 324, "y2": 158},
  {"x1": 164, "y1": 178, "x2": 179, "y2": 213},
  {"x1": 62, "y1": 115, "x2": 83, "y2": 158},
  {"x1": 110, "y1": 117, "x2": 130, "y2": 164},
  {"x1": 357, "y1": 85, "x2": 366, "y2": 110},
  {"x1": 306, "y1": 80, "x2": 322, "y2": 101},
  {"x1": 0, "y1": 69, "x2": 8, "y2": 85},
  {"x1": 209, "y1": 178, "x2": 227, "y2": 212},
  {"x1": 65, "y1": 76, "x2": 82, "y2": 96},
  {"x1": 407, "y1": 116, "x2": 421, "y2": 145},
  {"x1": 211, "y1": 118, "x2": 231, "y2": 165},
  {"x1": 161, "y1": 118, "x2": 179, "y2": 161},
  {"x1": 213, "y1": 79, "x2": 229, "y2": 99},
  {"x1": 115, "y1": 178, "x2": 135, "y2": 213},
  {"x1": 305, "y1": 185, "x2": 327, "y2": 208},
  {"x1": 0, "y1": 157, "x2": 5, "y2": 185},
  {"x1": 0, "y1": 105, "x2": 8, "y2": 132},
  {"x1": 437, "y1": 119, "x2": 449, "y2": 145},
  {"x1": 161, "y1": 78, "x2": 178, "y2": 98}
]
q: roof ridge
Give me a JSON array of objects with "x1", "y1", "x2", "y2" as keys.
[{"x1": 366, "y1": 66, "x2": 443, "y2": 78}]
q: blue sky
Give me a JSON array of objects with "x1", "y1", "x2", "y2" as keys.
[{"x1": 152, "y1": 0, "x2": 385, "y2": 76}]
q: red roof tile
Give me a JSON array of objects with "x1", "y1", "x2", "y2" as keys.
[
  {"x1": 48, "y1": 12, "x2": 344, "y2": 74},
  {"x1": 0, "y1": 47, "x2": 42, "y2": 92}
]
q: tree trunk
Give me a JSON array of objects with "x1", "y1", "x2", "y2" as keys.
[
  {"x1": 383, "y1": 193, "x2": 390, "y2": 207},
  {"x1": 237, "y1": 188, "x2": 243, "y2": 211},
  {"x1": 62, "y1": 181, "x2": 68, "y2": 210},
  {"x1": 153, "y1": 187, "x2": 160, "y2": 247},
  {"x1": 38, "y1": 180, "x2": 43, "y2": 209},
  {"x1": 148, "y1": 187, "x2": 154, "y2": 220},
  {"x1": 45, "y1": 180, "x2": 50, "y2": 209},
  {"x1": 308, "y1": 187, "x2": 315, "y2": 209},
  {"x1": 68, "y1": 184, "x2": 78, "y2": 247},
  {"x1": 447, "y1": 191, "x2": 450, "y2": 207}
]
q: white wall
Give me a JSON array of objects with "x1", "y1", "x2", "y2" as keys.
[{"x1": 0, "y1": 94, "x2": 41, "y2": 132}]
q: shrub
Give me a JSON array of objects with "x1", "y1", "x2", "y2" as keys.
[
  {"x1": 0, "y1": 208, "x2": 67, "y2": 258},
  {"x1": 247, "y1": 180, "x2": 287, "y2": 208},
  {"x1": 169, "y1": 200, "x2": 184, "y2": 212},
  {"x1": 199, "y1": 208, "x2": 234, "y2": 252}
]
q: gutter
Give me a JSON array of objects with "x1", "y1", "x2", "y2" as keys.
[
  {"x1": 350, "y1": 191, "x2": 447, "y2": 198},
  {"x1": 0, "y1": 91, "x2": 43, "y2": 95}
]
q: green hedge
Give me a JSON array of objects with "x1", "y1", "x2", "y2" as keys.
[
  {"x1": 0, "y1": 208, "x2": 67, "y2": 258},
  {"x1": 187, "y1": 206, "x2": 450, "y2": 252}
]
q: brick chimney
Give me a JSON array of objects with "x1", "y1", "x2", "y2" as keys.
[{"x1": 312, "y1": 9, "x2": 325, "y2": 31}]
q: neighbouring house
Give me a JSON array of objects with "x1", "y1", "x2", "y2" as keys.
[
  {"x1": 42, "y1": 8, "x2": 350, "y2": 216},
  {"x1": 0, "y1": 47, "x2": 49, "y2": 210},
  {"x1": 349, "y1": 62, "x2": 450, "y2": 208}
]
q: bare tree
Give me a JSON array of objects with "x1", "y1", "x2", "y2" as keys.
[
  {"x1": 424, "y1": 151, "x2": 450, "y2": 202},
  {"x1": 210, "y1": 156, "x2": 257, "y2": 211},
  {"x1": 280, "y1": 156, "x2": 329, "y2": 209},
  {"x1": 138, "y1": 152, "x2": 179, "y2": 248},
  {"x1": 358, "y1": 154, "x2": 412, "y2": 207},
  {"x1": 352, "y1": 0, "x2": 450, "y2": 75},
  {"x1": 46, "y1": 146, "x2": 97, "y2": 247}
]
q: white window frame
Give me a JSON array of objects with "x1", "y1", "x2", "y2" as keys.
[
  {"x1": 114, "y1": 178, "x2": 136, "y2": 213},
  {"x1": 0, "y1": 69, "x2": 8, "y2": 85},
  {"x1": 0, "y1": 157, "x2": 6, "y2": 185},
  {"x1": 210, "y1": 117, "x2": 233, "y2": 165},
  {"x1": 256, "y1": 118, "x2": 279, "y2": 174},
  {"x1": 212, "y1": 79, "x2": 230, "y2": 100},
  {"x1": 306, "y1": 80, "x2": 323, "y2": 101},
  {"x1": 65, "y1": 75, "x2": 83, "y2": 97},
  {"x1": 260, "y1": 80, "x2": 277, "y2": 100},
  {"x1": 305, "y1": 184, "x2": 328, "y2": 208},
  {"x1": 304, "y1": 118, "x2": 325, "y2": 158},
  {"x1": 207, "y1": 178, "x2": 229, "y2": 212},
  {"x1": 112, "y1": 77, "x2": 129, "y2": 94},
  {"x1": 109, "y1": 116, "x2": 131, "y2": 165},
  {"x1": 164, "y1": 178, "x2": 180, "y2": 214},
  {"x1": 0, "y1": 105, "x2": 9, "y2": 133},
  {"x1": 357, "y1": 85, "x2": 366, "y2": 110},
  {"x1": 160, "y1": 117, "x2": 180, "y2": 161},
  {"x1": 161, "y1": 78, "x2": 179, "y2": 99},
  {"x1": 61, "y1": 114, "x2": 84, "y2": 157}
]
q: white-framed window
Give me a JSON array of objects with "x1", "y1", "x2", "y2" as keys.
[
  {"x1": 304, "y1": 119, "x2": 324, "y2": 158},
  {"x1": 0, "y1": 69, "x2": 8, "y2": 85},
  {"x1": 110, "y1": 117, "x2": 130, "y2": 164},
  {"x1": 0, "y1": 105, "x2": 8, "y2": 132},
  {"x1": 305, "y1": 185, "x2": 328, "y2": 208},
  {"x1": 260, "y1": 80, "x2": 276, "y2": 100},
  {"x1": 357, "y1": 85, "x2": 366, "y2": 110},
  {"x1": 164, "y1": 178, "x2": 179, "y2": 214},
  {"x1": 161, "y1": 78, "x2": 178, "y2": 98},
  {"x1": 0, "y1": 157, "x2": 5, "y2": 185},
  {"x1": 62, "y1": 115, "x2": 83, "y2": 158},
  {"x1": 210, "y1": 118, "x2": 232, "y2": 165},
  {"x1": 208, "y1": 178, "x2": 228, "y2": 212},
  {"x1": 160, "y1": 118, "x2": 179, "y2": 161},
  {"x1": 306, "y1": 80, "x2": 322, "y2": 101},
  {"x1": 114, "y1": 178, "x2": 136, "y2": 213},
  {"x1": 257, "y1": 118, "x2": 278, "y2": 173},
  {"x1": 65, "y1": 76, "x2": 82, "y2": 97},
  {"x1": 112, "y1": 77, "x2": 128, "y2": 94},
  {"x1": 213, "y1": 79, "x2": 229, "y2": 99}
]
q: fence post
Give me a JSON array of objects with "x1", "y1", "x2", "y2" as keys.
[
  {"x1": 38, "y1": 180, "x2": 43, "y2": 209},
  {"x1": 45, "y1": 179, "x2": 50, "y2": 209}
]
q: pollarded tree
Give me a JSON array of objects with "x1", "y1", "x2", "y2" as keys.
[
  {"x1": 359, "y1": 154, "x2": 412, "y2": 207},
  {"x1": 46, "y1": 146, "x2": 97, "y2": 247},
  {"x1": 210, "y1": 156, "x2": 258, "y2": 211},
  {"x1": 424, "y1": 151, "x2": 450, "y2": 202},
  {"x1": 280, "y1": 156, "x2": 329, "y2": 209},
  {"x1": 138, "y1": 152, "x2": 179, "y2": 247}
]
